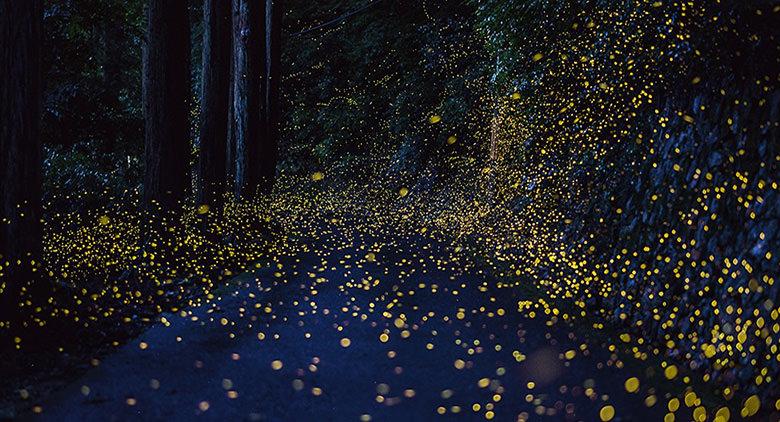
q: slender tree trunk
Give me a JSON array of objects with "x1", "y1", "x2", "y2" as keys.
[
  {"x1": 232, "y1": 0, "x2": 266, "y2": 200},
  {"x1": 197, "y1": 0, "x2": 232, "y2": 209},
  {"x1": 101, "y1": 6, "x2": 125, "y2": 153},
  {"x1": 225, "y1": 4, "x2": 237, "y2": 194},
  {"x1": 0, "y1": 0, "x2": 44, "y2": 328},
  {"x1": 262, "y1": 0, "x2": 283, "y2": 193},
  {"x1": 142, "y1": 0, "x2": 191, "y2": 211},
  {"x1": 226, "y1": 76, "x2": 236, "y2": 194}
]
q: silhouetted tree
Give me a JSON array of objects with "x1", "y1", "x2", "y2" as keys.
[
  {"x1": 262, "y1": 0, "x2": 284, "y2": 192},
  {"x1": 232, "y1": 0, "x2": 266, "y2": 200},
  {"x1": 142, "y1": 0, "x2": 191, "y2": 210},
  {"x1": 197, "y1": 0, "x2": 233, "y2": 208},
  {"x1": 0, "y1": 0, "x2": 44, "y2": 327}
]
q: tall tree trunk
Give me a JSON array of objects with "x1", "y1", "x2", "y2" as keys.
[
  {"x1": 197, "y1": 0, "x2": 232, "y2": 209},
  {"x1": 225, "y1": 4, "x2": 237, "y2": 195},
  {"x1": 101, "y1": 4, "x2": 125, "y2": 154},
  {"x1": 142, "y1": 0, "x2": 191, "y2": 211},
  {"x1": 232, "y1": 0, "x2": 266, "y2": 200},
  {"x1": 0, "y1": 0, "x2": 44, "y2": 328},
  {"x1": 262, "y1": 0, "x2": 283, "y2": 193}
]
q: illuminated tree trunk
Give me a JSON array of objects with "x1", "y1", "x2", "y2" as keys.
[
  {"x1": 0, "y1": 0, "x2": 44, "y2": 328},
  {"x1": 232, "y1": 0, "x2": 265, "y2": 200},
  {"x1": 142, "y1": 0, "x2": 191, "y2": 210}
]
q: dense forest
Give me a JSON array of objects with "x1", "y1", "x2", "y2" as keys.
[{"x1": 1, "y1": 0, "x2": 778, "y2": 420}]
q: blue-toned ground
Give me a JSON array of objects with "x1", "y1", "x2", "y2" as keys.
[{"x1": 31, "y1": 220, "x2": 686, "y2": 421}]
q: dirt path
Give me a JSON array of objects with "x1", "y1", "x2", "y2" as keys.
[{"x1": 31, "y1": 223, "x2": 674, "y2": 421}]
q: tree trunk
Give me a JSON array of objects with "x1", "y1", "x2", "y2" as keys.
[
  {"x1": 0, "y1": 0, "x2": 44, "y2": 328},
  {"x1": 101, "y1": 4, "x2": 125, "y2": 154},
  {"x1": 232, "y1": 0, "x2": 266, "y2": 200},
  {"x1": 225, "y1": 4, "x2": 237, "y2": 195},
  {"x1": 142, "y1": 0, "x2": 191, "y2": 211},
  {"x1": 197, "y1": 0, "x2": 232, "y2": 209},
  {"x1": 262, "y1": 0, "x2": 283, "y2": 193}
]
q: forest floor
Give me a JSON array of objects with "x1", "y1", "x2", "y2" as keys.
[{"x1": 20, "y1": 216, "x2": 702, "y2": 421}]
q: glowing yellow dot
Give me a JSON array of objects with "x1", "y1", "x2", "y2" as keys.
[
  {"x1": 742, "y1": 395, "x2": 760, "y2": 417},
  {"x1": 645, "y1": 395, "x2": 657, "y2": 407},
  {"x1": 599, "y1": 405, "x2": 615, "y2": 421},
  {"x1": 664, "y1": 365, "x2": 678, "y2": 380},
  {"x1": 624, "y1": 377, "x2": 639, "y2": 393},
  {"x1": 703, "y1": 344, "x2": 716, "y2": 358}
]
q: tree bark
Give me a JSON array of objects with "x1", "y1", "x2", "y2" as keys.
[
  {"x1": 0, "y1": 0, "x2": 44, "y2": 327},
  {"x1": 197, "y1": 0, "x2": 232, "y2": 208},
  {"x1": 225, "y1": 3, "x2": 238, "y2": 195},
  {"x1": 142, "y1": 0, "x2": 191, "y2": 210},
  {"x1": 99, "y1": 2, "x2": 124, "y2": 153},
  {"x1": 232, "y1": 0, "x2": 266, "y2": 200},
  {"x1": 262, "y1": 0, "x2": 283, "y2": 193}
]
